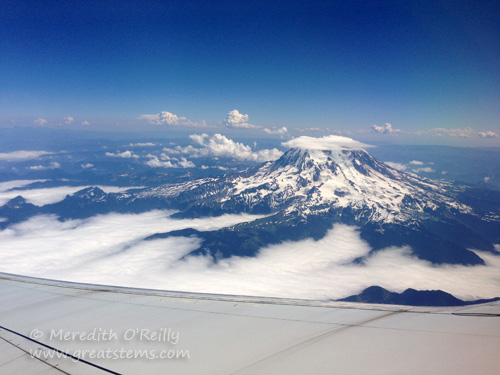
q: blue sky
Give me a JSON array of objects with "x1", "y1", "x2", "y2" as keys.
[{"x1": 1, "y1": 0, "x2": 499, "y2": 145}]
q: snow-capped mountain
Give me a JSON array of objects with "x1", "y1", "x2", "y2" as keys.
[
  {"x1": 137, "y1": 136, "x2": 499, "y2": 265},
  {"x1": 2, "y1": 136, "x2": 499, "y2": 267},
  {"x1": 140, "y1": 139, "x2": 470, "y2": 224}
]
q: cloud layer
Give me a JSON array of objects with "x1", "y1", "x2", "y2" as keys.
[
  {"x1": 0, "y1": 211, "x2": 264, "y2": 278},
  {"x1": 0, "y1": 150, "x2": 53, "y2": 161},
  {"x1": 431, "y1": 127, "x2": 498, "y2": 139},
  {"x1": 0, "y1": 212, "x2": 498, "y2": 301}
]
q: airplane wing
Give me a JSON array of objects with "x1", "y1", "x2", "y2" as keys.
[{"x1": 1, "y1": 272, "x2": 499, "y2": 374}]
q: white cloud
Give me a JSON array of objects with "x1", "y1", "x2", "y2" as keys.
[
  {"x1": 34, "y1": 118, "x2": 48, "y2": 126},
  {"x1": 1, "y1": 218, "x2": 498, "y2": 301},
  {"x1": 161, "y1": 147, "x2": 181, "y2": 155},
  {"x1": 180, "y1": 133, "x2": 282, "y2": 162},
  {"x1": 82, "y1": 120, "x2": 90, "y2": 126},
  {"x1": 431, "y1": 127, "x2": 474, "y2": 138},
  {"x1": 177, "y1": 157, "x2": 196, "y2": 168},
  {"x1": 105, "y1": 150, "x2": 139, "y2": 159},
  {"x1": 64, "y1": 116, "x2": 74, "y2": 124},
  {"x1": 129, "y1": 142, "x2": 156, "y2": 147},
  {"x1": 477, "y1": 131, "x2": 498, "y2": 138},
  {"x1": 484, "y1": 177, "x2": 490, "y2": 183},
  {"x1": 139, "y1": 111, "x2": 206, "y2": 127},
  {"x1": 29, "y1": 162, "x2": 61, "y2": 171},
  {"x1": 263, "y1": 127, "x2": 288, "y2": 135},
  {"x1": 409, "y1": 160, "x2": 424, "y2": 165},
  {"x1": 157, "y1": 135, "x2": 283, "y2": 163},
  {"x1": 385, "y1": 162, "x2": 407, "y2": 171},
  {"x1": 282, "y1": 135, "x2": 373, "y2": 151},
  {"x1": 301, "y1": 127, "x2": 322, "y2": 132},
  {"x1": 145, "y1": 156, "x2": 195, "y2": 168},
  {"x1": 0, "y1": 150, "x2": 53, "y2": 161},
  {"x1": 412, "y1": 167, "x2": 436, "y2": 173},
  {"x1": 427, "y1": 128, "x2": 498, "y2": 139},
  {"x1": 81, "y1": 163, "x2": 94, "y2": 169},
  {"x1": 0, "y1": 211, "x2": 264, "y2": 278},
  {"x1": 370, "y1": 123, "x2": 400, "y2": 134},
  {"x1": 0, "y1": 180, "x2": 47, "y2": 193},
  {"x1": 0, "y1": 185, "x2": 145, "y2": 206},
  {"x1": 157, "y1": 111, "x2": 182, "y2": 125},
  {"x1": 145, "y1": 157, "x2": 175, "y2": 168},
  {"x1": 223, "y1": 109, "x2": 259, "y2": 129}
]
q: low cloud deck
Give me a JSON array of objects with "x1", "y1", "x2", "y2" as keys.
[{"x1": 1, "y1": 272, "x2": 499, "y2": 374}]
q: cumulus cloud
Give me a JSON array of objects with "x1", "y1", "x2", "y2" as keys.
[
  {"x1": 385, "y1": 162, "x2": 407, "y2": 171},
  {"x1": 282, "y1": 135, "x2": 373, "y2": 151},
  {"x1": 105, "y1": 150, "x2": 139, "y2": 159},
  {"x1": 155, "y1": 111, "x2": 182, "y2": 125},
  {"x1": 64, "y1": 116, "x2": 74, "y2": 124},
  {"x1": 29, "y1": 162, "x2": 61, "y2": 171},
  {"x1": 410, "y1": 160, "x2": 424, "y2": 165},
  {"x1": 223, "y1": 109, "x2": 259, "y2": 129},
  {"x1": 159, "y1": 134, "x2": 282, "y2": 163},
  {"x1": 161, "y1": 147, "x2": 181, "y2": 155},
  {"x1": 177, "y1": 157, "x2": 196, "y2": 168},
  {"x1": 146, "y1": 156, "x2": 195, "y2": 168},
  {"x1": 370, "y1": 123, "x2": 400, "y2": 134},
  {"x1": 139, "y1": 111, "x2": 206, "y2": 127},
  {"x1": 176, "y1": 133, "x2": 283, "y2": 162},
  {"x1": 145, "y1": 158, "x2": 176, "y2": 168},
  {"x1": 477, "y1": 131, "x2": 498, "y2": 138},
  {"x1": 34, "y1": 118, "x2": 48, "y2": 126},
  {"x1": 0, "y1": 150, "x2": 53, "y2": 161},
  {"x1": 81, "y1": 163, "x2": 94, "y2": 169},
  {"x1": 263, "y1": 127, "x2": 288, "y2": 135},
  {"x1": 0, "y1": 185, "x2": 145, "y2": 206},
  {"x1": 1, "y1": 218, "x2": 498, "y2": 301},
  {"x1": 82, "y1": 120, "x2": 90, "y2": 126}
]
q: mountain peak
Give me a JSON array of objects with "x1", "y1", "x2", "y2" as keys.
[
  {"x1": 282, "y1": 135, "x2": 373, "y2": 152},
  {"x1": 147, "y1": 136, "x2": 467, "y2": 225},
  {"x1": 277, "y1": 136, "x2": 381, "y2": 175}
]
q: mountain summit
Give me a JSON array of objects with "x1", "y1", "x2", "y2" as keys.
[
  {"x1": 143, "y1": 136, "x2": 469, "y2": 223},
  {"x1": 137, "y1": 136, "x2": 499, "y2": 265}
]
